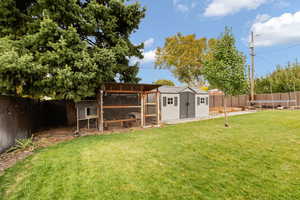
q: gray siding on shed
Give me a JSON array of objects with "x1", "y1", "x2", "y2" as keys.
[
  {"x1": 195, "y1": 94, "x2": 209, "y2": 118},
  {"x1": 160, "y1": 93, "x2": 180, "y2": 121},
  {"x1": 180, "y1": 92, "x2": 195, "y2": 119},
  {"x1": 159, "y1": 86, "x2": 209, "y2": 122}
]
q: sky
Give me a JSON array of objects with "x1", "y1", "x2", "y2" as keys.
[{"x1": 129, "y1": 0, "x2": 300, "y2": 85}]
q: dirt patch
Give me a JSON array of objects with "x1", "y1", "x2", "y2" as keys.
[
  {"x1": 0, "y1": 127, "x2": 75, "y2": 174},
  {"x1": 34, "y1": 127, "x2": 75, "y2": 148},
  {"x1": 0, "y1": 150, "x2": 33, "y2": 176}
]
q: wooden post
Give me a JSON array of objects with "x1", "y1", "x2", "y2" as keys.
[
  {"x1": 76, "y1": 106, "x2": 79, "y2": 133},
  {"x1": 141, "y1": 93, "x2": 144, "y2": 127},
  {"x1": 100, "y1": 90, "x2": 104, "y2": 132},
  {"x1": 97, "y1": 93, "x2": 100, "y2": 131},
  {"x1": 223, "y1": 95, "x2": 229, "y2": 127},
  {"x1": 156, "y1": 90, "x2": 160, "y2": 126},
  {"x1": 97, "y1": 90, "x2": 104, "y2": 132},
  {"x1": 144, "y1": 93, "x2": 147, "y2": 124}
]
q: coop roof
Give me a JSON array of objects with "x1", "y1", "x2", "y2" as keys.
[
  {"x1": 158, "y1": 86, "x2": 208, "y2": 94},
  {"x1": 103, "y1": 83, "x2": 161, "y2": 93}
]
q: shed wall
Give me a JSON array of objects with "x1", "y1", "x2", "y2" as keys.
[
  {"x1": 196, "y1": 94, "x2": 209, "y2": 118},
  {"x1": 160, "y1": 92, "x2": 209, "y2": 122},
  {"x1": 160, "y1": 93, "x2": 180, "y2": 122}
]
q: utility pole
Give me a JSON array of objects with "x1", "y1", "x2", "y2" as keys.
[
  {"x1": 249, "y1": 31, "x2": 255, "y2": 103},
  {"x1": 248, "y1": 64, "x2": 251, "y2": 89}
]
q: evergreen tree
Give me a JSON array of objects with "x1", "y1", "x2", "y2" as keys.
[{"x1": 0, "y1": 0, "x2": 145, "y2": 101}]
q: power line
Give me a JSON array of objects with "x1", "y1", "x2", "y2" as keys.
[
  {"x1": 256, "y1": 55, "x2": 276, "y2": 66},
  {"x1": 255, "y1": 55, "x2": 281, "y2": 78},
  {"x1": 256, "y1": 43, "x2": 300, "y2": 55}
]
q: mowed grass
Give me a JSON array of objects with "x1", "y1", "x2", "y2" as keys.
[{"x1": 1, "y1": 111, "x2": 300, "y2": 200}]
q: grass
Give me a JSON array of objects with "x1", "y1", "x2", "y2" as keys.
[{"x1": 1, "y1": 111, "x2": 300, "y2": 200}]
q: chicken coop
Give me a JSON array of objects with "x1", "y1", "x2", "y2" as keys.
[{"x1": 76, "y1": 83, "x2": 161, "y2": 132}]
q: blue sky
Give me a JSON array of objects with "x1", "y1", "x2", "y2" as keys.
[{"x1": 130, "y1": 0, "x2": 300, "y2": 85}]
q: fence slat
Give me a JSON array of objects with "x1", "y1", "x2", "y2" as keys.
[{"x1": 210, "y1": 91, "x2": 300, "y2": 108}]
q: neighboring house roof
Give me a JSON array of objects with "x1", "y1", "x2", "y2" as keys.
[
  {"x1": 190, "y1": 87, "x2": 208, "y2": 94},
  {"x1": 158, "y1": 86, "x2": 208, "y2": 94},
  {"x1": 208, "y1": 89, "x2": 224, "y2": 95}
]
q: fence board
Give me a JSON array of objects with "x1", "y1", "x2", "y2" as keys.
[{"x1": 210, "y1": 91, "x2": 300, "y2": 108}]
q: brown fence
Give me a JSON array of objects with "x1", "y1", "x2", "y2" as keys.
[
  {"x1": 0, "y1": 96, "x2": 32, "y2": 153},
  {"x1": 209, "y1": 95, "x2": 248, "y2": 108},
  {"x1": 0, "y1": 96, "x2": 68, "y2": 153},
  {"x1": 209, "y1": 92, "x2": 300, "y2": 109}
]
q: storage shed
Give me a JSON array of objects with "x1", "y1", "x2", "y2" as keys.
[{"x1": 159, "y1": 86, "x2": 209, "y2": 122}]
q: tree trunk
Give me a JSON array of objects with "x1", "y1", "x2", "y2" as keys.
[
  {"x1": 66, "y1": 101, "x2": 76, "y2": 126},
  {"x1": 223, "y1": 95, "x2": 229, "y2": 127}
]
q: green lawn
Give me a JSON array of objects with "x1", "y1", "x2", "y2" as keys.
[{"x1": 1, "y1": 111, "x2": 300, "y2": 200}]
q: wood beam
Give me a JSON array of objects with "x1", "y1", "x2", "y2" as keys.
[
  {"x1": 105, "y1": 90, "x2": 143, "y2": 94},
  {"x1": 145, "y1": 103, "x2": 157, "y2": 105},
  {"x1": 102, "y1": 105, "x2": 141, "y2": 109},
  {"x1": 104, "y1": 118, "x2": 138, "y2": 123},
  {"x1": 145, "y1": 114, "x2": 157, "y2": 117},
  {"x1": 78, "y1": 116, "x2": 98, "y2": 121}
]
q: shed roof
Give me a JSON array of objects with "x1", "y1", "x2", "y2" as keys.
[{"x1": 158, "y1": 86, "x2": 208, "y2": 94}]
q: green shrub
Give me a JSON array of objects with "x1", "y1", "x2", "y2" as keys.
[{"x1": 6, "y1": 135, "x2": 35, "y2": 153}]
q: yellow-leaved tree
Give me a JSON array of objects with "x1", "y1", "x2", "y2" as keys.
[
  {"x1": 155, "y1": 33, "x2": 217, "y2": 87},
  {"x1": 154, "y1": 79, "x2": 175, "y2": 86}
]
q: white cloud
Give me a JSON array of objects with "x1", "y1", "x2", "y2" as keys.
[
  {"x1": 130, "y1": 49, "x2": 156, "y2": 64},
  {"x1": 191, "y1": 2, "x2": 197, "y2": 9},
  {"x1": 142, "y1": 49, "x2": 156, "y2": 63},
  {"x1": 144, "y1": 38, "x2": 154, "y2": 48},
  {"x1": 204, "y1": 0, "x2": 269, "y2": 17},
  {"x1": 254, "y1": 14, "x2": 271, "y2": 23},
  {"x1": 274, "y1": 0, "x2": 290, "y2": 8},
  {"x1": 176, "y1": 4, "x2": 189, "y2": 12},
  {"x1": 173, "y1": 0, "x2": 190, "y2": 13},
  {"x1": 251, "y1": 11, "x2": 300, "y2": 46}
]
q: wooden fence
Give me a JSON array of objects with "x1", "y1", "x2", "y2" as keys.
[
  {"x1": 209, "y1": 92, "x2": 300, "y2": 109},
  {"x1": 0, "y1": 96, "x2": 68, "y2": 153}
]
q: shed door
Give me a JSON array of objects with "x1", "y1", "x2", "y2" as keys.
[
  {"x1": 188, "y1": 93, "x2": 195, "y2": 118},
  {"x1": 180, "y1": 92, "x2": 195, "y2": 119}
]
